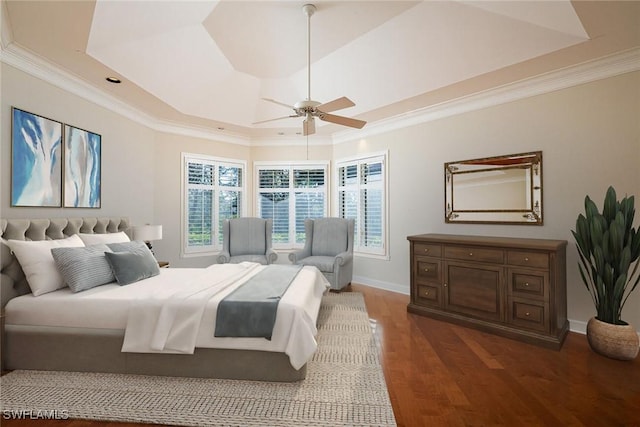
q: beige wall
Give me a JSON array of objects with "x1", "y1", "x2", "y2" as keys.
[
  {"x1": 1, "y1": 63, "x2": 156, "y2": 226},
  {"x1": 151, "y1": 132, "x2": 250, "y2": 267},
  {"x1": 2, "y1": 61, "x2": 639, "y2": 331},
  {"x1": 335, "y1": 71, "x2": 640, "y2": 330}
]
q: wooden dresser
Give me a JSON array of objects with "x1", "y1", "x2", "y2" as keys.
[{"x1": 407, "y1": 234, "x2": 568, "y2": 349}]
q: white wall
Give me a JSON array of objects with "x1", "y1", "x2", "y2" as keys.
[{"x1": 2, "y1": 60, "x2": 639, "y2": 332}]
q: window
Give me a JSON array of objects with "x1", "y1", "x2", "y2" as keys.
[
  {"x1": 182, "y1": 153, "x2": 245, "y2": 255},
  {"x1": 255, "y1": 162, "x2": 329, "y2": 248},
  {"x1": 336, "y1": 152, "x2": 387, "y2": 257}
]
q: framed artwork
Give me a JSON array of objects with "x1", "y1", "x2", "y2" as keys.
[
  {"x1": 64, "y1": 125, "x2": 101, "y2": 208},
  {"x1": 11, "y1": 108, "x2": 63, "y2": 207}
]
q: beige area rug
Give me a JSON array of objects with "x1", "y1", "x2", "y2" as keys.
[{"x1": 0, "y1": 292, "x2": 396, "y2": 426}]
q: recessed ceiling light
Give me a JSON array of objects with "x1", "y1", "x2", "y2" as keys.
[{"x1": 105, "y1": 77, "x2": 121, "y2": 84}]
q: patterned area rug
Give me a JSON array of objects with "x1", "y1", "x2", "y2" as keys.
[{"x1": 0, "y1": 292, "x2": 396, "y2": 426}]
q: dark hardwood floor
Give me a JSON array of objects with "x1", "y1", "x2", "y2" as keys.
[{"x1": 3, "y1": 284, "x2": 640, "y2": 426}]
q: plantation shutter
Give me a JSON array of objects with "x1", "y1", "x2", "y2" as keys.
[
  {"x1": 186, "y1": 159, "x2": 215, "y2": 251},
  {"x1": 258, "y1": 169, "x2": 291, "y2": 244},
  {"x1": 337, "y1": 155, "x2": 386, "y2": 256},
  {"x1": 294, "y1": 168, "x2": 326, "y2": 244},
  {"x1": 256, "y1": 163, "x2": 328, "y2": 247},
  {"x1": 217, "y1": 164, "x2": 243, "y2": 245},
  {"x1": 183, "y1": 154, "x2": 245, "y2": 254}
]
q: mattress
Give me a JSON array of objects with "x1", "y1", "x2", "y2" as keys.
[{"x1": 5, "y1": 264, "x2": 329, "y2": 369}]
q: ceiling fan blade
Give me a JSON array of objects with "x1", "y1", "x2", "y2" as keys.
[
  {"x1": 262, "y1": 98, "x2": 294, "y2": 110},
  {"x1": 316, "y1": 96, "x2": 355, "y2": 113},
  {"x1": 319, "y1": 113, "x2": 366, "y2": 129},
  {"x1": 303, "y1": 116, "x2": 316, "y2": 136},
  {"x1": 252, "y1": 115, "x2": 298, "y2": 125}
]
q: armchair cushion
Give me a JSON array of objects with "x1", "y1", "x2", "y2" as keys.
[{"x1": 296, "y1": 256, "x2": 336, "y2": 272}]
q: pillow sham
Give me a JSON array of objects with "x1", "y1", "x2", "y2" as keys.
[
  {"x1": 78, "y1": 231, "x2": 130, "y2": 246},
  {"x1": 6, "y1": 234, "x2": 85, "y2": 296},
  {"x1": 105, "y1": 240, "x2": 160, "y2": 285},
  {"x1": 51, "y1": 244, "x2": 115, "y2": 292}
]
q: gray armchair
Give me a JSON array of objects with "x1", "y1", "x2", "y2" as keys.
[
  {"x1": 289, "y1": 218, "x2": 354, "y2": 291},
  {"x1": 217, "y1": 218, "x2": 278, "y2": 265}
]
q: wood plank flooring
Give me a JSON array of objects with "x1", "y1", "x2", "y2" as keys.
[{"x1": 3, "y1": 284, "x2": 640, "y2": 426}]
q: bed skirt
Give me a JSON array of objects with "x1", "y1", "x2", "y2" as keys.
[{"x1": 4, "y1": 324, "x2": 306, "y2": 382}]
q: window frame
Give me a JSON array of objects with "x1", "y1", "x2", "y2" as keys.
[
  {"x1": 181, "y1": 152, "x2": 247, "y2": 257},
  {"x1": 254, "y1": 160, "x2": 330, "y2": 249},
  {"x1": 335, "y1": 151, "x2": 389, "y2": 259}
]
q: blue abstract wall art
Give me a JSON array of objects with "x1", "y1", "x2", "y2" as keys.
[
  {"x1": 11, "y1": 108, "x2": 63, "y2": 207},
  {"x1": 64, "y1": 125, "x2": 101, "y2": 208}
]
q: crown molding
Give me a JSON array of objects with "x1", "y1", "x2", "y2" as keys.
[
  {"x1": 0, "y1": 43, "x2": 251, "y2": 146},
  {"x1": 333, "y1": 47, "x2": 640, "y2": 144},
  {"x1": 2, "y1": 41, "x2": 639, "y2": 147},
  {"x1": 0, "y1": 1, "x2": 13, "y2": 50},
  {"x1": 250, "y1": 134, "x2": 333, "y2": 147}
]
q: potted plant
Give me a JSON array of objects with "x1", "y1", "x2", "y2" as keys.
[{"x1": 572, "y1": 186, "x2": 640, "y2": 360}]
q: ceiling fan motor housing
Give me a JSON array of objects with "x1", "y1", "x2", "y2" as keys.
[{"x1": 294, "y1": 100, "x2": 322, "y2": 116}]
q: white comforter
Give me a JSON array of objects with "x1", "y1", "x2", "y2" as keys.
[{"x1": 5, "y1": 263, "x2": 329, "y2": 370}]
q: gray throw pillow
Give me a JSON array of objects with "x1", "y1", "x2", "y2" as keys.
[
  {"x1": 51, "y1": 244, "x2": 115, "y2": 292},
  {"x1": 105, "y1": 241, "x2": 160, "y2": 285}
]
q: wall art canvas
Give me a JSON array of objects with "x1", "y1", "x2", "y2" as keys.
[
  {"x1": 64, "y1": 125, "x2": 101, "y2": 208},
  {"x1": 11, "y1": 108, "x2": 63, "y2": 207}
]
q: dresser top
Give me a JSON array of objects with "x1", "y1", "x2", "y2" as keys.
[{"x1": 407, "y1": 233, "x2": 567, "y2": 250}]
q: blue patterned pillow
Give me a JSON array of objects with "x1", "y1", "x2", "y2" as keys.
[{"x1": 51, "y1": 244, "x2": 115, "y2": 292}]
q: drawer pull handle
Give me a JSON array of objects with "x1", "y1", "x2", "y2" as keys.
[
  {"x1": 469, "y1": 252, "x2": 473, "y2": 256},
  {"x1": 525, "y1": 312, "x2": 531, "y2": 316},
  {"x1": 444, "y1": 283, "x2": 448, "y2": 287},
  {"x1": 524, "y1": 257, "x2": 529, "y2": 261},
  {"x1": 424, "y1": 248, "x2": 429, "y2": 253},
  {"x1": 424, "y1": 290, "x2": 430, "y2": 296},
  {"x1": 424, "y1": 268, "x2": 429, "y2": 272},
  {"x1": 524, "y1": 282, "x2": 529, "y2": 287}
]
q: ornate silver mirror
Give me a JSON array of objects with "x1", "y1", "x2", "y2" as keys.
[{"x1": 445, "y1": 151, "x2": 543, "y2": 225}]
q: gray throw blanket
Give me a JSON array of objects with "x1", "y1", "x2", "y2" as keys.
[{"x1": 214, "y1": 264, "x2": 303, "y2": 340}]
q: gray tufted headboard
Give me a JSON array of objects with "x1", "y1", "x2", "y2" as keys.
[{"x1": 0, "y1": 217, "x2": 130, "y2": 307}]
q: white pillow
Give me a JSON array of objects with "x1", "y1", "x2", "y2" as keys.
[
  {"x1": 6, "y1": 234, "x2": 85, "y2": 296},
  {"x1": 78, "y1": 231, "x2": 130, "y2": 245}
]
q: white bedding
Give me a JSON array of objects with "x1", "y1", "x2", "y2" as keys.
[{"x1": 5, "y1": 263, "x2": 329, "y2": 369}]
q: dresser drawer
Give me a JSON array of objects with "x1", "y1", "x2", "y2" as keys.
[
  {"x1": 507, "y1": 250, "x2": 549, "y2": 269},
  {"x1": 509, "y1": 300, "x2": 548, "y2": 332},
  {"x1": 415, "y1": 257, "x2": 441, "y2": 282},
  {"x1": 414, "y1": 243, "x2": 442, "y2": 257},
  {"x1": 509, "y1": 270, "x2": 547, "y2": 300},
  {"x1": 416, "y1": 284, "x2": 441, "y2": 307},
  {"x1": 445, "y1": 246, "x2": 504, "y2": 264}
]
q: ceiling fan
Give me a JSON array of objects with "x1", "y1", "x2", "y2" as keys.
[{"x1": 253, "y1": 3, "x2": 366, "y2": 136}]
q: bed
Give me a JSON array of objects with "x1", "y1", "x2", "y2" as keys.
[{"x1": 0, "y1": 217, "x2": 329, "y2": 382}]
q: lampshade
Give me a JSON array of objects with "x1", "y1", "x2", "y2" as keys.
[{"x1": 132, "y1": 225, "x2": 163, "y2": 242}]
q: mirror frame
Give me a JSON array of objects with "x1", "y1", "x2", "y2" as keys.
[{"x1": 444, "y1": 151, "x2": 543, "y2": 225}]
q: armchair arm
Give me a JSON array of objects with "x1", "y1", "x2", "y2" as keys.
[
  {"x1": 289, "y1": 247, "x2": 311, "y2": 263},
  {"x1": 334, "y1": 251, "x2": 353, "y2": 266},
  {"x1": 266, "y1": 248, "x2": 278, "y2": 264},
  {"x1": 217, "y1": 251, "x2": 231, "y2": 264}
]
